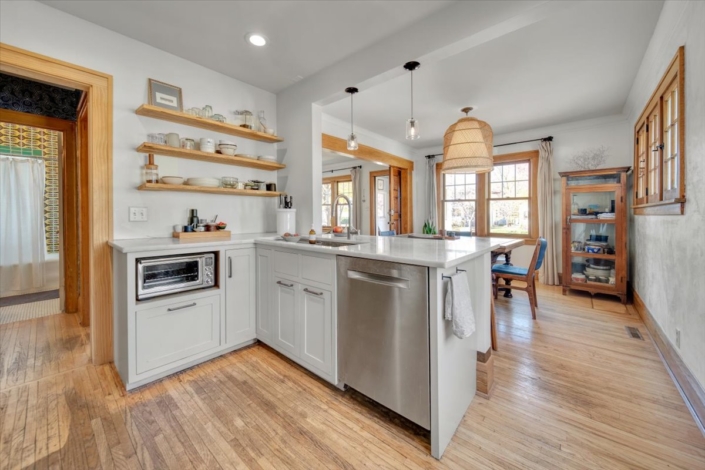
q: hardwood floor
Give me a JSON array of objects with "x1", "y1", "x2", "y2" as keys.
[{"x1": 1, "y1": 285, "x2": 704, "y2": 469}]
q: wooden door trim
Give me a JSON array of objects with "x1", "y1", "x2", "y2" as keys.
[
  {"x1": 322, "y1": 134, "x2": 414, "y2": 170},
  {"x1": 0, "y1": 109, "x2": 79, "y2": 314},
  {"x1": 369, "y1": 170, "x2": 389, "y2": 235},
  {"x1": 1, "y1": 42, "x2": 114, "y2": 365}
]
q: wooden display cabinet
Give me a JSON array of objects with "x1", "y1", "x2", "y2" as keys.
[{"x1": 559, "y1": 167, "x2": 630, "y2": 304}]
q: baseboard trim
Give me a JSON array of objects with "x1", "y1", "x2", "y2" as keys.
[{"x1": 632, "y1": 288, "x2": 705, "y2": 434}]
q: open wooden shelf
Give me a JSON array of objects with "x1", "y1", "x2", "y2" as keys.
[
  {"x1": 136, "y1": 104, "x2": 283, "y2": 143},
  {"x1": 569, "y1": 218, "x2": 615, "y2": 224},
  {"x1": 570, "y1": 251, "x2": 616, "y2": 260},
  {"x1": 137, "y1": 142, "x2": 284, "y2": 171},
  {"x1": 138, "y1": 182, "x2": 283, "y2": 197}
]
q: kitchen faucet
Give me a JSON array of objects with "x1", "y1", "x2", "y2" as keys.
[{"x1": 332, "y1": 194, "x2": 353, "y2": 240}]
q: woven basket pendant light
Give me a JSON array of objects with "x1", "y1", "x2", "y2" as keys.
[{"x1": 442, "y1": 107, "x2": 493, "y2": 174}]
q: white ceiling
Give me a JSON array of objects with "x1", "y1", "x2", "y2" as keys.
[
  {"x1": 40, "y1": 0, "x2": 453, "y2": 93},
  {"x1": 323, "y1": 1, "x2": 664, "y2": 148},
  {"x1": 322, "y1": 150, "x2": 355, "y2": 167}
]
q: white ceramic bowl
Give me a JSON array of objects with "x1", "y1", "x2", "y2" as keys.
[
  {"x1": 282, "y1": 235, "x2": 301, "y2": 243},
  {"x1": 219, "y1": 146, "x2": 237, "y2": 156},
  {"x1": 186, "y1": 177, "x2": 220, "y2": 188},
  {"x1": 160, "y1": 176, "x2": 184, "y2": 185},
  {"x1": 219, "y1": 140, "x2": 237, "y2": 146}
]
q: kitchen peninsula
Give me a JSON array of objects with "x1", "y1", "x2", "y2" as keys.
[{"x1": 109, "y1": 233, "x2": 505, "y2": 458}]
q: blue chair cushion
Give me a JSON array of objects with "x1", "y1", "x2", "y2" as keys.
[
  {"x1": 379, "y1": 230, "x2": 396, "y2": 236},
  {"x1": 492, "y1": 264, "x2": 529, "y2": 276},
  {"x1": 535, "y1": 238, "x2": 548, "y2": 270}
]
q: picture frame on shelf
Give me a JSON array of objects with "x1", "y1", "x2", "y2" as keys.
[{"x1": 148, "y1": 79, "x2": 183, "y2": 111}]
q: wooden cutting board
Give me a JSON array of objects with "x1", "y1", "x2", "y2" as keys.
[{"x1": 172, "y1": 230, "x2": 231, "y2": 239}]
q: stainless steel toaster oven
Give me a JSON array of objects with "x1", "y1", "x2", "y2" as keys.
[{"x1": 136, "y1": 252, "x2": 216, "y2": 300}]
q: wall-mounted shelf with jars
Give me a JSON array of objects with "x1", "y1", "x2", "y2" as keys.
[
  {"x1": 137, "y1": 143, "x2": 284, "y2": 171},
  {"x1": 138, "y1": 182, "x2": 283, "y2": 197},
  {"x1": 135, "y1": 104, "x2": 283, "y2": 143}
]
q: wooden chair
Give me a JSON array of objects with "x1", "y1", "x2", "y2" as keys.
[{"x1": 492, "y1": 238, "x2": 547, "y2": 319}]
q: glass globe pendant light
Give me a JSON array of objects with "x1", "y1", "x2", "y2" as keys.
[
  {"x1": 345, "y1": 87, "x2": 359, "y2": 150},
  {"x1": 404, "y1": 61, "x2": 420, "y2": 140}
]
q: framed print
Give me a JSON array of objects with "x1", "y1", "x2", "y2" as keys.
[
  {"x1": 377, "y1": 179, "x2": 385, "y2": 190},
  {"x1": 148, "y1": 79, "x2": 183, "y2": 111}
]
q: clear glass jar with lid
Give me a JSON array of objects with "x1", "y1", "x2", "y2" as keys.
[{"x1": 143, "y1": 163, "x2": 158, "y2": 184}]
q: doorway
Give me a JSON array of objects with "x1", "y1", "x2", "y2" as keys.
[
  {"x1": 369, "y1": 170, "x2": 389, "y2": 234},
  {"x1": 0, "y1": 110, "x2": 80, "y2": 324}
]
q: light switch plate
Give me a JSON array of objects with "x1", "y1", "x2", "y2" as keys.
[{"x1": 129, "y1": 207, "x2": 148, "y2": 222}]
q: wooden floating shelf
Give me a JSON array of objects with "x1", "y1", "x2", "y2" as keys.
[
  {"x1": 135, "y1": 104, "x2": 283, "y2": 143},
  {"x1": 570, "y1": 252, "x2": 616, "y2": 260},
  {"x1": 569, "y1": 218, "x2": 615, "y2": 224},
  {"x1": 137, "y1": 142, "x2": 284, "y2": 171},
  {"x1": 138, "y1": 182, "x2": 283, "y2": 197}
]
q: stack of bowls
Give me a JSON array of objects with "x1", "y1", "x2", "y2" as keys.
[{"x1": 218, "y1": 140, "x2": 238, "y2": 155}]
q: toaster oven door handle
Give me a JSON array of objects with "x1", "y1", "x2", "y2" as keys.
[{"x1": 167, "y1": 302, "x2": 197, "y2": 312}]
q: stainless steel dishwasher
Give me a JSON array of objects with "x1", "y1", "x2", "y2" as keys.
[{"x1": 337, "y1": 256, "x2": 430, "y2": 429}]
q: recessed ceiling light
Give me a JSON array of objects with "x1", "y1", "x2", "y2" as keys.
[{"x1": 246, "y1": 33, "x2": 267, "y2": 47}]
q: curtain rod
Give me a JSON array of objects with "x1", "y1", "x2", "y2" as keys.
[
  {"x1": 323, "y1": 165, "x2": 362, "y2": 174},
  {"x1": 424, "y1": 135, "x2": 554, "y2": 158}
]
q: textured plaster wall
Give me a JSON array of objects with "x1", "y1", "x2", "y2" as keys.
[{"x1": 625, "y1": 0, "x2": 705, "y2": 390}]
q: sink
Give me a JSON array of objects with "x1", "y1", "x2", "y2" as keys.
[{"x1": 295, "y1": 239, "x2": 365, "y2": 247}]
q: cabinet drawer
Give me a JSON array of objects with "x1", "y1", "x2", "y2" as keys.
[
  {"x1": 273, "y1": 250, "x2": 299, "y2": 278},
  {"x1": 135, "y1": 294, "x2": 221, "y2": 375},
  {"x1": 301, "y1": 254, "x2": 334, "y2": 287}
]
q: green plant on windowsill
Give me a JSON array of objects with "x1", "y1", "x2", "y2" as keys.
[{"x1": 422, "y1": 219, "x2": 437, "y2": 235}]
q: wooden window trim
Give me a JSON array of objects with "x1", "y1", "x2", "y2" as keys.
[
  {"x1": 633, "y1": 46, "x2": 685, "y2": 215},
  {"x1": 436, "y1": 150, "x2": 539, "y2": 244},
  {"x1": 322, "y1": 175, "x2": 352, "y2": 230}
]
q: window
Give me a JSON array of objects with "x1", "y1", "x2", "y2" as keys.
[
  {"x1": 437, "y1": 150, "x2": 539, "y2": 241},
  {"x1": 322, "y1": 176, "x2": 354, "y2": 229},
  {"x1": 633, "y1": 46, "x2": 685, "y2": 215}
]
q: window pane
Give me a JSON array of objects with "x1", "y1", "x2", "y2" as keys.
[
  {"x1": 516, "y1": 163, "x2": 529, "y2": 180},
  {"x1": 489, "y1": 200, "x2": 529, "y2": 235},
  {"x1": 444, "y1": 201, "x2": 476, "y2": 233},
  {"x1": 455, "y1": 185, "x2": 467, "y2": 200},
  {"x1": 445, "y1": 174, "x2": 454, "y2": 185},
  {"x1": 337, "y1": 204, "x2": 351, "y2": 226},
  {"x1": 454, "y1": 174, "x2": 465, "y2": 185},
  {"x1": 338, "y1": 181, "x2": 353, "y2": 199},
  {"x1": 490, "y1": 166, "x2": 502, "y2": 182},
  {"x1": 322, "y1": 205, "x2": 331, "y2": 226},
  {"x1": 322, "y1": 183, "x2": 331, "y2": 204},
  {"x1": 490, "y1": 182, "x2": 502, "y2": 197},
  {"x1": 466, "y1": 184, "x2": 476, "y2": 199},
  {"x1": 502, "y1": 164, "x2": 515, "y2": 181},
  {"x1": 516, "y1": 181, "x2": 529, "y2": 197},
  {"x1": 445, "y1": 186, "x2": 455, "y2": 200},
  {"x1": 502, "y1": 182, "x2": 515, "y2": 198}
]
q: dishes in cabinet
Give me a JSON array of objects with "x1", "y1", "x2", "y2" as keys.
[
  {"x1": 186, "y1": 177, "x2": 220, "y2": 188},
  {"x1": 160, "y1": 176, "x2": 184, "y2": 185}
]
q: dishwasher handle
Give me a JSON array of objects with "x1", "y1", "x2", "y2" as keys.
[{"x1": 346, "y1": 270, "x2": 409, "y2": 289}]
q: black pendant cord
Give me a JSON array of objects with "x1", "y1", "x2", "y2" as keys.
[
  {"x1": 350, "y1": 93, "x2": 354, "y2": 134},
  {"x1": 410, "y1": 70, "x2": 414, "y2": 119},
  {"x1": 425, "y1": 135, "x2": 554, "y2": 158}
]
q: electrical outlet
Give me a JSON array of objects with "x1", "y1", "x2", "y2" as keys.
[
  {"x1": 675, "y1": 329, "x2": 681, "y2": 348},
  {"x1": 129, "y1": 207, "x2": 148, "y2": 222}
]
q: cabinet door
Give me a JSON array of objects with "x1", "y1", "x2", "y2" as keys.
[
  {"x1": 299, "y1": 284, "x2": 332, "y2": 375},
  {"x1": 256, "y1": 248, "x2": 273, "y2": 341},
  {"x1": 135, "y1": 294, "x2": 221, "y2": 375},
  {"x1": 272, "y1": 276, "x2": 299, "y2": 356},
  {"x1": 225, "y1": 248, "x2": 256, "y2": 346}
]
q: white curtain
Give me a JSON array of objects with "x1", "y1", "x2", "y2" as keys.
[
  {"x1": 537, "y1": 141, "x2": 560, "y2": 285},
  {"x1": 0, "y1": 156, "x2": 47, "y2": 296},
  {"x1": 350, "y1": 167, "x2": 362, "y2": 231},
  {"x1": 426, "y1": 156, "x2": 437, "y2": 228}
]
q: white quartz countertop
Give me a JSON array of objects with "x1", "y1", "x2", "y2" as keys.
[{"x1": 109, "y1": 233, "x2": 508, "y2": 268}]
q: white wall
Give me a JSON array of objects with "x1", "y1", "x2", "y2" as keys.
[
  {"x1": 624, "y1": 0, "x2": 705, "y2": 390},
  {"x1": 0, "y1": 0, "x2": 279, "y2": 239},
  {"x1": 413, "y1": 114, "x2": 630, "y2": 268}
]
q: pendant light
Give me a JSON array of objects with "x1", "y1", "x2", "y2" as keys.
[
  {"x1": 442, "y1": 107, "x2": 493, "y2": 174},
  {"x1": 345, "y1": 87, "x2": 359, "y2": 150},
  {"x1": 404, "y1": 61, "x2": 420, "y2": 140}
]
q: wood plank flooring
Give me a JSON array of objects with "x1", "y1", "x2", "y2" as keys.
[{"x1": 1, "y1": 285, "x2": 704, "y2": 469}]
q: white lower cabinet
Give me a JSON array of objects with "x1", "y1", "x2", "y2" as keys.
[
  {"x1": 272, "y1": 276, "x2": 299, "y2": 355},
  {"x1": 257, "y1": 247, "x2": 336, "y2": 383},
  {"x1": 224, "y1": 248, "x2": 256, "y2": 346},
  {"x1": 300, "y1": 284, "x2": 333, "y2": 375},
  {"x1": 135, "y1": 294, "x2": 221, "y2": 375}
]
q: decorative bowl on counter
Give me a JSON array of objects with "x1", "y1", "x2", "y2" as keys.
[
  {"x1": 160, "y1": 176, "x2": 184, "y2": 185},
  {"x1": 216, "y1": 222, "x2": 227, "y2": 230},
  {"x1": 221, "y1": 177, "x2": 238, "y2": 188},
  {"x1": 282, "y1": 233, "x2": 301, "y2": 243}
]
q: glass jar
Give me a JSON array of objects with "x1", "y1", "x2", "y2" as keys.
[
  {"x1": 202, "y1": 105, "x2": 213, "y2": 119},
  {"x1": 235, "y1": 110, "x2": 253, "y2": 129},
  {"x1": 181, "y1": 138, "x2": 195, "y2": 150},
  {"x1": 143, "y1": 164, "x2": 158, "y2": 184}
]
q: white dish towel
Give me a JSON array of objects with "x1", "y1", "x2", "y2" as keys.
[{"x1": 444, "y1": 271, "x2": 476, "y2": 339}]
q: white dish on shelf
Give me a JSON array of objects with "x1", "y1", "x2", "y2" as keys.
[
  {"x1": 186, "y1": 177, "x2": 220, "y2": 188},
  {"x1": 160, "y1": 176, "x2": 184, "y2": 185}
]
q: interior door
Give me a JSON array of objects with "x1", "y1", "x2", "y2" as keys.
[
  {"x1": 389, "y1": 167, "x2": 403, "y2": 234},
  {"x1": 76, "y1": 96, "x2": 89, "y2": 325}
]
